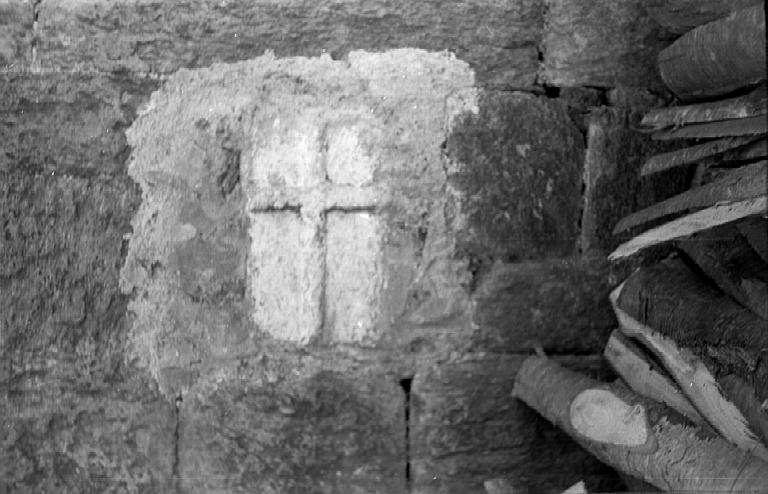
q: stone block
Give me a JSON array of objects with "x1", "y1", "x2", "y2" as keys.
[
  {"x1": 0, "y1": 73, "x2": 159, "y2": 176},
  {"x1": 579, "y1": 107, "x2": 692, "y2": 255},
  {"x1": 121, "y1": 50, "x2": 486, "y2": 387},
  {"x1": 325, "y1": 212, "x2": 384, "y2": 343},
  {"x1": 411, "y1": 355, "x2": 624, "y2": 494},
  {"x1": 0, "y1": 172, "x2": 140, "y2": 373},
  {"x1": 540, "y1": 0, "x2": 673, "y2": 89},
  {"x1": 179, "y1": 357, "x2": 405, "y2": 493},
  {"x1": 249, "y1": 212, "x2": 323, "y2": 343},
  {"x1": 0, "y1": 373, "x2": 175, "y2": 493},
  {"x1": 470, "y1": 259, "x2": 619, "y2": 353},
  {"x1": 0, "y1": 0, "x2": 33, "y2": 68},
  {"x1": 445, "y1": 91, "x2": 584, "y2": 263},
  {"x1": 36, "y1": 0, "x2": 543, "y2": 87}
]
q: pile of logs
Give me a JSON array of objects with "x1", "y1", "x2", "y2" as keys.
[{"x1": 514, "y1": 3, "x2": 767, "y2": 492}]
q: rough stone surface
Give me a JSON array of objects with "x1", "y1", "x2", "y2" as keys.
[
  {"x1": 0, "y1": 372, "x2": 175, "y2": 493},
  {"x1": 579, "y1": 107, "x2": 692, "y2": 255},
  {"x1": 540, "y1": 0, "x2": 673, "y2": 89},
  {"x1": 36, "y1": 0, "x2": 543, "y2": 88},
  {"x1": 470, "y1": 259, "x2": 620, "y2": 354},
  {"x1": 121, "y1": 50, "x2": 480, "y2": 391},
  {"x1": 0, "y1": 172, "x2": 140, "y2": 375},
  {"x1": 0, "y1": 73, "x2": 160, "y2": 176},
  {"x1": 445, "y1": 91, "x2": 584, "y2": 264},
  {"x1": 179, "y1": 353, "x2": 405, "y2": 493},
  {"x1": 0, "y1": 0, "x2": 33, "y2": 68},
  {"x1": 411, "y1": 354, "x2": 624, "y2": 494}
]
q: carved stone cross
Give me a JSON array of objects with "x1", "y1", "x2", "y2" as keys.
[{"x1": 245, "y1": 118, "x2": 389, "y2": 344}]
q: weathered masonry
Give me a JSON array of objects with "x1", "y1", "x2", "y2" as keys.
[{"x1": 0, "y1": 1, "x2": 697, "y2": 492}]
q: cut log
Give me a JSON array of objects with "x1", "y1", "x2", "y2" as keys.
[
  {"x1": 611, "y1": 284, "x2": 768, "y2": 461},
  {"x1": 513, "y1": 355, "x2": 768, "y2": 492},
  {"x1": 640, "y1": 84, "x2": 767, "y2": 131},
  {"x1": 640, "y1": 136, "x2": 758, "y2": 175},
  {"x1": 613, "y1": 160, "x2": 766, "y2": 234},
  {"x1": 737, "y1": 217, "x2": 768, "y2": 262},
  {"x1": 651, "y1": 115, "x2": 767, "y2": 140},
  {"x1": 617, "y1": 474, "x2": 659, "y2": 492},
  {"x1": 723, "y1": 137, "x2": 768, "y2": 162},
  {"x1": 614, "y1": 257, "x2": 768, "y2": 406},
  {"x1": 609, "y1": 195, "x2": 767, "y2": 260},
  {"x1": 658, "y1": 5, "x2": 767, "y2": 100},
  {"x1": 645, "y1": 0, "x2": 764, "y2": 35},
  {"x1": 677, "y1": 223, "x2": 768, "y2": 319},
  {"x1": 560, "y1": 481, "x2": 586, "y2": 494},
  {"x1": 720, "y1": 374, "x2": 768, "y2": 449},
  {"x1": 604, "y1": 330, "x2": 705, "y2": 426}
]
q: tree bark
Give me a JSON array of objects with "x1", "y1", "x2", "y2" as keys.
[
  {"x1": 641, "y1": 84, "x2": 767, "y2": 131},
  {"x1": 610, "y1": 195, "x2": 767, "y2": 260},
  {"x1": 677, "y1": 223, "x2": 768, "y2": 319},
  {"x1": 658, "y1": 5, "x2": 767, "y2": 100},
  {"x1": 651, "y1": 115, "x2": 767, "y2": 140},
  {"x1": 641, "y1": 136, "x2": 759, "y2": 176},
  {"x1": 645, "y1": 0, "x2": 764, "y2": 35},
  {"x1": 611, "y1": 286, "x2": 768, "y2": 461},
  {"x1": 604, "y1": 330, "x2": 705, "y2": 426},
  {"x1": 615, "y1": 257, "x2": 768, "y2": 405},
  {"x1": 737, "y1": 217, "x2": 768, "y2": 262},
  {"x1": 513, "y1": 355, "x2": 768, "y2": 492}
]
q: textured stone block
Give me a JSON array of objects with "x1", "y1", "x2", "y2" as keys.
[
  {"x1": 249, "y1": 213, "x2": 322, "y2": 343},
  {"x1": 0, "y1": 172, "x2": 139, "y2": 372},
  {"x1": 0, "y1": 0, "x2": 33, "y2": 68},
  {"x1": 36, "y1": 0, "x2": 543, "y2": 87},
  {"x1": 540, "y1": 0, "x2": 673, "y2": 88},
  {"x1": 411, "y1": 355, "x2": 623, "y2": 494},
  {"x1": 0, "y1": 73, "x2": 159, "y2": 176},
  {"x1": 470, "y1": 259, "x2": 619, "y2": 353},
  {"x1": 445, "y1": 91, "x2": 584, "y2": 262},
  {"x1": 579, "y1": 107, "x2": 691, "y2": 255},
  {"x1": 0, "y1": 373, "x2": 175, "y2": 493},
  {"x1": 325, "y1": 212, "x2": 384, "y2": 343},
  {"x1": 179, "y1": 358, "x2": 405, "y2": 493}
]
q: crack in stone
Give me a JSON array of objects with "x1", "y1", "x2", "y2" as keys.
[
  {"x1": 173, "y1": 392, "x2": 182, "y2": 491},
  {"x1": 31, "y1": 0, "x2": 42, "y2": 65},
  {"x1": 399, "y1": 377, "x2": 413, "y2": 490}
]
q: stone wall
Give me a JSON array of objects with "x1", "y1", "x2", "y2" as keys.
[{"x1": 1, "y1": 1, "x2": 685, "y2": 492}]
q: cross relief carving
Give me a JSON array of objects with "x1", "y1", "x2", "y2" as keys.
[{"x1": 246, "y1": 118, "x2": 390, "y2": 343}]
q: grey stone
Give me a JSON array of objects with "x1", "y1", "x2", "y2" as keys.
[
  {"x1": 36, "y1": 0, "x2": 543, "y2": 87},
  {"x1": 579, "y1": 107, "x2": 691, "y2": 255},
  {"x1": 539, "y1": 0, "x2": 673, "y2": 89},
  {"x1": 445, "y1": 91, "x2": 584, "y2": 263},
  {"x1": 470, "y1": 259, "x2": 619, "y2": 354},
  {"x1": 179, "y1": 357, "x2": 405, "y2": 493},
  {"x1": 0, "y1": 73, "x2": 159, "y2": 176},
  {"x1": 0, "y1": 372, "x2": 175, "y2": 493},
  {"x1": 0, "y1": 0, "x2": 33, "y2": 68},
  {"x1": 0, "y1": 173, "x2": 140, "y2": 375}
]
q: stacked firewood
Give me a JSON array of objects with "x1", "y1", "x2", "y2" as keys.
[{"x1": 514, "y1": 4, "x2": 767, "y2": 492}]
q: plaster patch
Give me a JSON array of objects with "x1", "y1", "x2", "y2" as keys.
[{"x1": 121, "y1": 49, "x2": 477, "y2": 383}]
